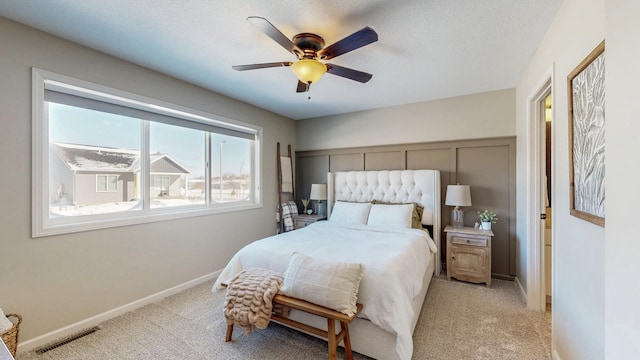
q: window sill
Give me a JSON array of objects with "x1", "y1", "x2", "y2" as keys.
[{"x1": 33, "y1": 203, "x2": 262, "y2": 238}]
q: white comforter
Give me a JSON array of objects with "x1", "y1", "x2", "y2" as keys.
[{"x1": 213, "y1": 221, "x2": 437, "y2": 360}]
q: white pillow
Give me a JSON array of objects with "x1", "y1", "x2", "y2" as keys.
[
  {"x1": 280, "y1": 252, "x2": 364, "y2": 316},
  {"x1": 329, "y1": 201, "x2": 372, "y2": 224},
  {"x1": 367, "y1": 203, "x2": 414, "y2": 229}
]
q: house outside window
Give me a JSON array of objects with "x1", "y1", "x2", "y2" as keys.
[{"x1": 33, "y1": 68, "x2": 262, "y2": 236}]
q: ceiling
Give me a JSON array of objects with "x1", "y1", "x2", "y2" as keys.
[{"x1": 0, "y1": 0, "x2": 562, "y2": 120}]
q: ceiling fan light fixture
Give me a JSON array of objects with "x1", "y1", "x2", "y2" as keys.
[{"x1": 290, "y1": 59, "x2": 326, "y2": 84}]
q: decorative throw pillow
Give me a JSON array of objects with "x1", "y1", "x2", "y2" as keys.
[
  {"x1": 367, "y1": 203, "x2": 414, "y2": 229},
  {"x1": 280, "y1": 252, "x2": 364, "y2": 316},
  {"x1": 328, "y1": 201, "x2": 372, "y2": 224},
  {"x1": 414, "y1": 204, "x2": 425, "y2": 227},
  {"x1": 372, "y1": 200, "x2": 424, "y2": 228}
]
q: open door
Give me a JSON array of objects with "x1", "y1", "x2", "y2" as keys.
[{"x1": 541, "y1": 93, "x2": 553, "y2": 311}]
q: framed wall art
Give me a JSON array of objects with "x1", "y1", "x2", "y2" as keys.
[{"x1": 567, "y1": 40, "x2": 605, "y2": 227}]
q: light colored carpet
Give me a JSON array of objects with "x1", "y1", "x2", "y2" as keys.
[
  {"x1": 413, "y1": 278, "x2": 551, "y2": 360},
  {"x1": 17, "y1": 277, "x2": 550, "y2": 360}
]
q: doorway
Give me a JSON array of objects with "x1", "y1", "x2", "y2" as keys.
[
  {"x1": 541, "y1": 93, "x2": 553, "y2": 311},
  {"x1": 525, "y1": 69, "x2": 553, "y2": 312}
]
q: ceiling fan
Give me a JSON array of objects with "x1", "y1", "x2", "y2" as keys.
[{"x1": 233, "y1": 16, "x2": 378, "y2": 94}]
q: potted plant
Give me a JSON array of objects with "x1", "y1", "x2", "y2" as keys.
[
  {"x1": 301, "y1": 199, "x2": 310, "y2": 214},
  {"x1": 477, "y1": 210, "x2": 498, "y2": 230}
]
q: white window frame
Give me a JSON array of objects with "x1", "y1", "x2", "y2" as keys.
[
  {"x1": 32, "y1": 68, "x2": 263, "y2": 237},
  {"x1": 96, "y1": 174, "x2": 119, "y2": 192}
]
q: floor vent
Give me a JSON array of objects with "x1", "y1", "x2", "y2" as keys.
[{"x1": 35, "y1": 327, "x2": 100, "y2": 354}]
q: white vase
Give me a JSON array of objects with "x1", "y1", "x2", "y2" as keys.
[{"x1": 481, "y1": 222, "x2": 492, "y2": 230}]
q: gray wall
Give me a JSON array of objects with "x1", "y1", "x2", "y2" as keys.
[
  {"x1": 296, "y1": 137, "x2": 516, "y2": 279},
  {"x1": 0, "y1": 17, "x2": 296, "y2": 344},
  {"x1": 297, "y1": 88, "x2": 515, "y2": 151}
]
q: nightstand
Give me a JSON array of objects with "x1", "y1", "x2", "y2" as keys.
[
  {"x1": 293, "y1": 214, "x2": 326, "y2": 229},
  {"x1": 444, "y1": 225, "x2": 494, "y2": 287}
]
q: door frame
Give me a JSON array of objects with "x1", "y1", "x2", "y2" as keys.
[{"x1": 525, "y1": 65, "x2": 554, "y2": 311}]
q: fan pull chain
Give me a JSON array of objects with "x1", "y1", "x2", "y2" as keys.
[{"x1": 307, "y1": 83, "x2": 312, "y2": 100}]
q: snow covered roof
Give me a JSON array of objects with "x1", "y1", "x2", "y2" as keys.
[
  {"x1": 51, "y1": 143, "x2": 138, "y2": 171},
  {"x1": 51, "y1": 143, "x2": 190, "y2": 174}
]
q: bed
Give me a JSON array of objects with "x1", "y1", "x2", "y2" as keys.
[{"x1": 213, "y1": 169, "x2": 441, "y2": 360}]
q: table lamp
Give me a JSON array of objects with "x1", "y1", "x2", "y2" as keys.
[
  {"x1": 310, "y1": 183, "x2": 327, "y2": 216},
  {"x1": 445, "y1": 184, "x2": 472, "y2": 228}
]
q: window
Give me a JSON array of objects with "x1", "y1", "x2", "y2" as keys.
[
  {"x1": 211, "y1": 135, "x2": 253, "y2": 203},
  {"x1": 97, "y1": 175, "x2": 118, "y2": 192},
  {"x1": 149, "y1": 121, "x2": 206, "y2": 208},
  {"x1": 33, "y1": 69, "x2": 262, "y2": 236},
  {"x1": 153, "y1": 175, "x2": 171, "y2": 195}
]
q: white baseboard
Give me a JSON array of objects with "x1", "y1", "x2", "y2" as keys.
[
  {"x1": 552, "y1": 349, "x2": 561, "y2": 360},
  {"x1": 514, "y1": 276, "x2": 527, "y2": 301},
  {"x1": 17, "y1": 270, "x2": 221, "y2": 354}
]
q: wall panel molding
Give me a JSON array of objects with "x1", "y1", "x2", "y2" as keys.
[{"x1": 296, "y1": 136, "x2": 516, "y2": 279}]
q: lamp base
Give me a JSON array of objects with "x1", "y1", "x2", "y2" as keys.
[{"x1": 451, "y1": 207, "x2": 465, "y2": 228}]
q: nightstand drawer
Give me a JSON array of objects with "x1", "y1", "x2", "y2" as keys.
[
  {"x1": 451, "y1": 235, "x2": 487, "y2": 247},
  {"x1": 293, "y1": 214, "x2": 326, "y2": 230},
  {"x1": 295, "y1": 218, "x2": 314, "y2": 228}
]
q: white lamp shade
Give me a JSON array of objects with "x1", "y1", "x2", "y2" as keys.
[
  {"x1": 309, "y1": 183, "x2": 327, "y2": 201},
  {"x1": 445, "y1": 185, "x2": 472, "y2": 206}
]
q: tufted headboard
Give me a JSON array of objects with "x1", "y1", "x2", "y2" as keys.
[{"x1": 327, "y1": 170, "x2": 441, "y2": 275}]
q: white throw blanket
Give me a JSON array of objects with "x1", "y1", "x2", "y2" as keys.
[
  {"x1": 213, "y1": 221, "x2": 437, "y2": 360},
  {"x1": 280, "y1": 156, "x2": 293, "y2": 193}
]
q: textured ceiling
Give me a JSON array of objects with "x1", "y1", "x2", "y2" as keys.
[{"x1": 0, "y1": 0, "x2": 562, "y2": 120}]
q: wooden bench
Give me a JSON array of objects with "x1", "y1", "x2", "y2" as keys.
[{"x1": 222, "y1": 283, "x2": 363, "y2": 360}]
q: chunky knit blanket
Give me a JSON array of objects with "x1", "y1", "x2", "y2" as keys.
[{"x1": 223, "y1": 268, "x2": 284, "y2": 335}]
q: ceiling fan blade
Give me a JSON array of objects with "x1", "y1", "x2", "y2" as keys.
[
  {"x1": 296, "y1": 80, "x2": 309, "y2": 93},
  {"x1": 247, "y1": 16, "x2": 302, "y2": 56},
  {"x1": 318, "y1": 27, "x2": 378, "y2": 60},
  {"x1": 326, "y1": 64, "x2": 373, "y2": 83},
  {"x1": 232, "y1": 62, "x2": 292, "y2": 71}
]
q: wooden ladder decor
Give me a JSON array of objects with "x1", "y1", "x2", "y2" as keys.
[{"x1": 276, "y1": 142, "x2": 295, "y2": 233}]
